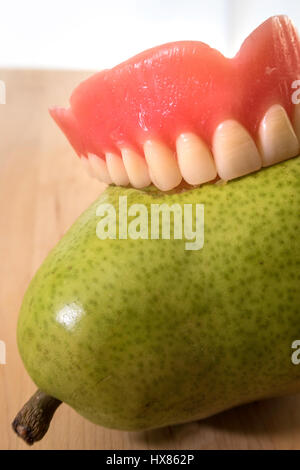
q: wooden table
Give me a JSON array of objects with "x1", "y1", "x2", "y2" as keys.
[{"x1": 1, "y1": 69, "x2": 300, "y2": 450}]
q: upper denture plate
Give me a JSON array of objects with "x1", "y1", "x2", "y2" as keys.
[
  {"x1": 293, "y1": 104, "x2": 300, "y2": 144},
  {"x1": 144, "y1": 140, "x2": 182, "y2": 191},
  {"x1": 88, "y1": 153, "x2": 112, "y2": 184},
  {"x1": 258, "y1": 105, "x2": 299, "y2": 167},
  {"x1": 121, "y1": 148, "x2": 151, "y2": 188},
  {"x1": 212, "y1": 120, "x2": 262, "y2": 181},
  {"x1": 106, "y1": 152, "x2": 129, "y2": 186},
  {"x1": 176, "y1": 133, "x2": 217, "y2": 185}
]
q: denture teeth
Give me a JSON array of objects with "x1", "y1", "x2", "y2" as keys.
[
  {"x1": 121, "y1": 148, "x2": 151, "y2": 189},
  {"x1": 88, "y1": 153, "x2": 112, "y2": 184},
  {"x1": 106, "y1": 152, "x2": 129, "y2": 186},
  {"x1": 80, "y1": 156, "x2": 94, "y2": 177},
  {"x1": 258, "y1": 104, "x2": 299, "y2": 167},
  {"x1": 176, "y1": 133, "x2": 217, "y2": 185},
  {"x1": 212, "y1": 120, "x2": 262, "y2": 181},
  {"x1": 144, "y1": 140, "x2": 182, "y2": 191},
  {"x1": 293, "y1": 104, "x2": 300, "y2": 144}
]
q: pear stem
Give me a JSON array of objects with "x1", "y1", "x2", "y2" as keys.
[{"x1": 12, "y1": 390, "x2": 62, "y2": 445}]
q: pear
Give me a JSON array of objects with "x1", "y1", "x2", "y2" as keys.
[{"x1": 13, "y1": 156, "x2": 300, "y2": 444}]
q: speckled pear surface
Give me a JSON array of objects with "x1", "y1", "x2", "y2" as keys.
[{"x1": 18, "y1": 157, "x2": 300, "y2": 431}]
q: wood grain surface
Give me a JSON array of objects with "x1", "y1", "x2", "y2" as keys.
[{"x1": 0, "y1": 69, "x2": 300, "y2": 450}]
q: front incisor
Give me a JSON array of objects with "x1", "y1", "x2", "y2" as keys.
[
  {"x1": 258, "y1": 104, "x2": 299, "y2": 167},
  {"x1": 212, "y1": 120, "x2": 262, "y2": 181},
  {"x1": 144, "y1": 140, "x2": 182, "y2": 191},
  {"x1": 176, "y1": 133, "x2": 217, "y2": 185}
]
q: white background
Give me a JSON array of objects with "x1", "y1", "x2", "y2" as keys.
[{"x1": 0, "y1": 0, "x2": 299, "y2": 70}]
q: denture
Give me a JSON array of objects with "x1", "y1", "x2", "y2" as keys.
[{"x1": 50, "y1": 15, "x2": 300, "y2": 191}]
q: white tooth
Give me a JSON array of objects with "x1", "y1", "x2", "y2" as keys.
[
  {"x1": 258, "y1": 104, "x2": 299, "y2": 167},
  {"x1": 212, "y1": 120, "x2": 262, "y2": 181},
  {"x1": 121, "y1": 148, "x2": 151, "y2": 188},
  {"x1": 88, "y1": 153, "x2": 112, "y2": 184},
  {"x1": 293, "y1": 104, "x2": 300, "y2": 144},
  {"x1": 176, "y1": 133, "x2": 217, "y2": 185},
  {"x1": 143, "y1": 140, "x2": 182, "y2": 191},
  {"x1": 106, "y1": 152, "x2": 129, "y2": 186},
  {"x1": 80, "y1": 156, "x2": 94, "y2": 177}
]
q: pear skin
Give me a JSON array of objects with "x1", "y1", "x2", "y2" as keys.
[{"x1": 16, "y1": 156, "x2": 300, "y2": 434}]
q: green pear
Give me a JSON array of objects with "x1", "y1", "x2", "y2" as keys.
[{"x1": 13, "y1": 156, "x2": 300, "y2": 444}]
